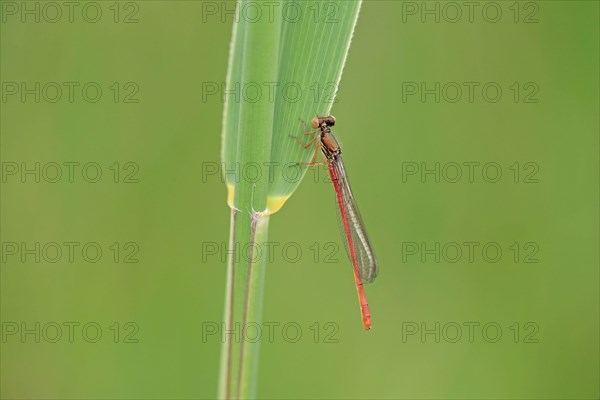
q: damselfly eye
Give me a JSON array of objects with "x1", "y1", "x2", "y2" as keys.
[{"x1": 310, "y1": 117, "x2": 320, "y2": 129}]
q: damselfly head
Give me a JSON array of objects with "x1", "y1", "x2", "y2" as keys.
[{"x1": 311, "y1": 115, "x2": 336, "y2": 129}]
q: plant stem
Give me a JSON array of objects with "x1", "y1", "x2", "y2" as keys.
[
  {"x1": 219, "y1": 210, "x2": 270, "y2": 400},
  {"x1": 218, "y1": 1, "x2": 282, "y2": 398}
]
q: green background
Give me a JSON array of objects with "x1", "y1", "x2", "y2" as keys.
[{"x1": 1, "y1": 1, "x2": 598, "y2": 399}]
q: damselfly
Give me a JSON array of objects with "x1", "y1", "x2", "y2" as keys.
[{"x1": 295, "y1": 116, "x2": 378, "y2": 330}]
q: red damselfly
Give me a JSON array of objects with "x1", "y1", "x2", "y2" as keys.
[{"x1": 295, "y1": 116, "x2": 378, "y2": 330}]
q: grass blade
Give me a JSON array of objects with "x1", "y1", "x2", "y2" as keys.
[{"x1": 219, "y1": 1, "x2": 363, "y2": 398}]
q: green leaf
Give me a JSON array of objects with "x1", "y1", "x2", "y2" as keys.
[{"x1": 222, "y1": 0, "x2": 363, "y2": 215}]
